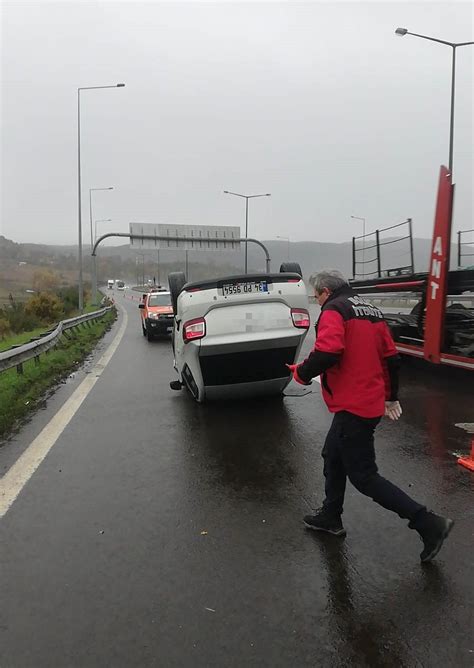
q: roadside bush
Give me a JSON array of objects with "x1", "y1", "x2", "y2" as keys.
[
  {"x1": 2, "y1": 303, "x2": 41, "y2": 334},
  {"x1": 24, "y1": 293, "x2": 64, "y2": 324},
  {"x1": 32, "y1": 268, "x2": 61, "y2": 292},
  {"x1": 55, "y1": 286, "x2": 80, "y2": 315},
  {"x1": 0, "y1": 316, "x2": 11, "y2": 340}
]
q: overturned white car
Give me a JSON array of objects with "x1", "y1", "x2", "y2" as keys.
[{"x1": 168, "y1": 263, "x2": 310, "y2": 402}]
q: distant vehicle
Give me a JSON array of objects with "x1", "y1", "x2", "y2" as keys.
[
  {"x1": 107, "y1": 279, "x2": 114, "y2": 290},
  {"x1": 168, "y1": 263, "x2": 310, "y2": 402},
  {"x1": 139, "y1": 291, "x2": 173, "y2": 340},
  {"x1": 116, "y1": 280, "x2": 125, "y2": 290}
]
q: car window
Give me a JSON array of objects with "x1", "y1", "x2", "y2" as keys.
[{"x1": 148, "y1": 295, "x2": 171, "y2": 307}]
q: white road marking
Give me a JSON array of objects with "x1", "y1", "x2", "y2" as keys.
[{"x1": 0, "y1": 305, "x2": 128, "y2": 518}]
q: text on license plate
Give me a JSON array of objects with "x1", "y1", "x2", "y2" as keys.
[{"x1": 222, "y1": 281, "x2": 268, "y2": 296}]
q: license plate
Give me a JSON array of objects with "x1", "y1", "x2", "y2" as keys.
[{"x1": 222, "y1": 281, "x2": 268, "y2": 296}]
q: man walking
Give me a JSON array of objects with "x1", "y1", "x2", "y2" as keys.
[{"x1": 287, "y1": 270, "x2": 453, "y2": 562}]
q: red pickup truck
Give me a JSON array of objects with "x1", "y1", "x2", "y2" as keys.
[{"x1": 139, "y1": 290, "x2": 173, "y2": 340}]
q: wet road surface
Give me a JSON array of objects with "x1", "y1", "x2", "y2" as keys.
[{"x1": 1, "y1": 290, "x2": 473, "y2": 667}]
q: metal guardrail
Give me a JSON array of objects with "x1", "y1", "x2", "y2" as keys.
[{"x1": 0, "y1": 306, "x2": 114, "y2": 375}]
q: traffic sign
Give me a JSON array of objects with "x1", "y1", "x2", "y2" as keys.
[{"x1": 129, "y1": 223, "x2": 240, "y2": 251}]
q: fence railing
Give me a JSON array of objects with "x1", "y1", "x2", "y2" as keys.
[
  {"x1": 0, "y1": 306, "x2": 114, "y2": 375},
  {"x1": 352, "y1": 219, "x2": 414, "y2": 279},
  {"x1": 458, "y1": 229, "x2": 474, "y2": 268}
]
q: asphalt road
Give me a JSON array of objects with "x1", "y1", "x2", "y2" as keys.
[{"x1": 1, "y1": 290, "x2": 473, "y2": 667}]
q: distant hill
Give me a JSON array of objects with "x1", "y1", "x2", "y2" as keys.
[{"x1": 0, "y1": 234, "x2": 458, "y2": 289}]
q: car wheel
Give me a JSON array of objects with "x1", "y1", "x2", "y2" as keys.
[
  {"x1": 168, "y1": 271, "x2": 187, "y2": 314},
  {"x1": 279, "y1": 262, "x2": 303, "y2": 277},
  {"x1": 147, "y1": 328, "x2": 154, "y2": 341}
]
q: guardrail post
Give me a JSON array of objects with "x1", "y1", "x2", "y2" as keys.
[
  {"x1": 352, "y1": 237, "x2": 356, "y2": 278},
  {"x1": 375, "y1": 230, "x2": 381, "y2": 278},
  {"x1": 17, "y1": 363, "x2": 23, "y2": 375},
  {"x1": 34, "y1": 356, "x2": 40, "y2": 366},
  {"x1": 408, "y1": 218, "x2": 415, "y2": 273}
]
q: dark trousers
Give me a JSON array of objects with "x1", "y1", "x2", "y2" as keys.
[{"x1": 321, "y1": 411, "x2": 424, "y2": 521}]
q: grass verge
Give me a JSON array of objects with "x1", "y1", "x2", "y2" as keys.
[
  {"x1": 0, "y1": 309, "x2": 117, "y2": 440},
  {"x1": 0, "y1": 300, "x2": 106, "y2": 352}
]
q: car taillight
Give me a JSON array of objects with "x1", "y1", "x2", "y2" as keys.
[
  {"x1": 183, "y1": 317, "x2": 206, "y2": 342},
  {"x1": 291, "y1": 308, "x2": 310, "y2": 329}
]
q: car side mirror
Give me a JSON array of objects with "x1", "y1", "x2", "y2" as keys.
[{"x1": 139, "y1": 303, "x2": 145, "y2": 309}]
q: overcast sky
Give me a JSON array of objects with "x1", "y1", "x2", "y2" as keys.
[{"x1": 1, "y1": 0, "x2": 472, "y2": 248}]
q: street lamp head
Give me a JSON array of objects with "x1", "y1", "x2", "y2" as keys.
[
  {"x1": 116, "y1": 83, "x2": 126, "y2": 87},
  {"x1": 265, "y1": 193, "x2": 271, "y2": 197},
  {"x1": 395, "y1": 27, "x2": 408, "y2": 36},
  {"x1": 108, "y1": 187, "x2": 114, "y2": 190},
  {"x1": 223, "y1": 190, "x2": 230, "y2": 194}
]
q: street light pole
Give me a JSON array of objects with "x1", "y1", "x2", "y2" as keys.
[
  {"x1": 395, "y1": 28, "x2": 473, "y2": 175},
  {"x1": 89, "y1": 187, "x2": 113, "y2": 248},
  {"x1": 276, "y1": 235, "x2": 290, "y2": 260},
  {"x1": 224, "y1": 190, "x2": 271, "y2": 274},
  {"x1": 449, "y1": 45, "x2": 456, "y2": 175},
  {"x1": 77, "y1": 89, "x2": 83, "y2": 311},
  {"x1": 77, "y1": 83, "x2": 125, "y2": 312}
]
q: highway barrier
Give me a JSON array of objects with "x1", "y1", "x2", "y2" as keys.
[{"x1": 0, "y1": 307, "x2": 115, "y2": 376}]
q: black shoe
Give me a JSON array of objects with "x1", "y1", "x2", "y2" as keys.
[
  {"x1": 303, "y1": 510, "x2": 346, "y2": 537},
  {"x1": 409, "y1": 510, "x2": 454, "y2": 562}
]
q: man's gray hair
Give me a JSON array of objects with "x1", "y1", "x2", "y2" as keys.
[{"x1": 309, "y1": 269, "x2": 349, "y2": 293}]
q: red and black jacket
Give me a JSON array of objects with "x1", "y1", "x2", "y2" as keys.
[{"x1": 296, "y1": 286, "x2": 400, "y2": 418}]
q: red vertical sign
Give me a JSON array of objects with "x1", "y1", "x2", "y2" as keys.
[{"x1": 424, "y1": 166, "x2": 454, "y2": 363}]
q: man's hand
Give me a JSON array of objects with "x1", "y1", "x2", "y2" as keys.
[
  {"x1": 385, "y1": 400, "x2": 402, "y2": 421},
  {"x1": 286, "y1": 363, "x2": 311, "y2": 386}
]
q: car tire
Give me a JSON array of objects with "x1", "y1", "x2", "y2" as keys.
[
  {"x1": 279, "y1": 262, "x2": 303, "y2": 277},
  {"x1": 146, "y1": 327, "x2": 154, "y2": 341},
  {"x1": 168, "y1": 271, "x2": 187, "y2": 314},
  {"x1": 142, "y1": 323, "x2": 147, "y2": 336}
]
